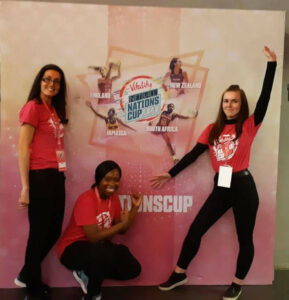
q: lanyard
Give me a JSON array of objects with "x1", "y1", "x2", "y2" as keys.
[
  {"x1": 42, "y1": 99, "x2": 62, "y2": 147},
  {"x1": 221, "y1": 140, "x2": 231, "y2": 164}
]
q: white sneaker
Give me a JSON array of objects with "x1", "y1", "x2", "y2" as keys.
[
  {"x1": 14, "y1": 276, "x2": 27, "y2": 288},
  {"x1": 73, "y1": 270, "x2": 88, "y2": 294}
]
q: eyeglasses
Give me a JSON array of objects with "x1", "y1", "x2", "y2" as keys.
[{"x1": 42, "y1": 77, "x2": 61, "y2": 85}]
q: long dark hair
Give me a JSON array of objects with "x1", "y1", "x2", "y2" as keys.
[
  {"x1": 27, "y1": 64, "x2": 68, "y2": 124},
  {"x1": 169, "y1": 57, "x2": 182, "y2": 74},
  {"x1": 91, "y1": 160, "x2": 122, "y2": 188},
  {"x1": 208, "y1": 85, "x2": 249, "y2": 145}
]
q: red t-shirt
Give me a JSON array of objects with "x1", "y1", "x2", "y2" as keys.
[
  {"x1": 58, "y1": 188, "x2": 122, "y2": 258},
  {"x1": 198, "y1": 115, "x2": 261, "y2": 172},
  {"x1": 19, "y1": 100, "x2": 65, "y2": 170}
]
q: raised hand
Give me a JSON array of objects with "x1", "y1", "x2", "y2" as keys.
[
  {"x1": 263, "y1": 46, "x2": 277, "y2": 62},
  {"x1": 131, "y1": 193, "x2": 142, "y2": 208},
  {"x1": 150, "y1": 172, "x2": 171, "y2": 189}
]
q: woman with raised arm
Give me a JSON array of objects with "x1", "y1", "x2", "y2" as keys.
[
  {"x1": 149, "y1": 103, "x2": 197, "y2": 163},
  {"x1": 58, "y1": 160, "x2": 142, "y2": 300},
  {"x1": 16, "y1": 64, "x2": 68, "y2": 299},
  {"x1": 151, "y1": 47, "x2": 277, "y2": 300},
  {"x1": 86, "y1": 101, "x2": 136, "y2": 132},
  {"x1": 89, "y1": 62, "x2": 121, "y2": 104}
]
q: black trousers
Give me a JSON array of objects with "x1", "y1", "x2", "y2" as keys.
[
  {"x1": 177, "y1": 169, "x2": 259, "y2": 280},
  {"x1": 61, "y1": 241, "x2": 141, "y2": 297},
  {"x1": 19, "y1": 169, "x2": 65, "y2": 288}
]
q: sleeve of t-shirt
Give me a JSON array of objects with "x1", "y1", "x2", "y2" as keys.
[
  {"x1": 113, "y1": 194, "x2": 122, "y2": 220},
  {"x1": 197, "y1": 124, "x2": 213, "y2": 145},
  {"x1": 74, "y1": 192, "x2": 98, "y2": 226},
  {"x1": 19, "y1": 101, "x2": 39, "y2": 128},
  {"x1": 243, "y1": 115, "x2": 261, "y2": 137}
]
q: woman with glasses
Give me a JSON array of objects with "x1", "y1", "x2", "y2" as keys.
[
  {"x1": 152, "y1": 47, "x2": 276, "y2": 300},
  {"x1": 15, "y1": 64, "x2": 68, "y2": 299}
]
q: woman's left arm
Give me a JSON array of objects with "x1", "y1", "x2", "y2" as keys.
[
  {"x1": 111, "y1": 62, "x2": 121, "y2": 81},
  {"x1": 183, "y1": 71, "x2": 188, "y2": 83},
  {"x1": 254, "y1": 46, "x2": 277, "y2": 126},
  {"x1": 117, "y1": 193, "x2": 142, "y2": 233},
  {"x1": 117, "y1": 118, "x2": 137, "y2": 131}
]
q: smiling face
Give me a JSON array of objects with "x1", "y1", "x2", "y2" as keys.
[
  {"x1": 97, "y1": 169, "x2": 120, "y2": 199},
  {"x1": 40, "y1": 69, "x2": 61, "y2": 102},
  {"x1": 222, "y1": 91, "x2": 241, "y2": 120}
]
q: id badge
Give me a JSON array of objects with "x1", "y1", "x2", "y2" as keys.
[
  {"x1": 217, "y1": 165, "x2": 233, "y2": 188},
  {"x1": 56, "y1": 150, "x2": 67, "y2": 172}
]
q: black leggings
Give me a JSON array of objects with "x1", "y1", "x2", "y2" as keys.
[
  {"x1": 177, "y1": 170, "x2": 259, "y2": 280},
  {"x1": 61, "y1": 241, "x2": 141, "y2": 297},
  {"x1": 20, "y1": 169, "x2": 65, "y2": 288}
]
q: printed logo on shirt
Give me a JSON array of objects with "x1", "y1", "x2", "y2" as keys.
[
  {"x1": 213, "y1": 133, "x2": 239, "y2": 161},
  {"x1": 96, "y1": 211, "x2": 112, "y2": 229}
]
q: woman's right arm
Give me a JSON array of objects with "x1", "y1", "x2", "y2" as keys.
[
  {"x1": 83, "y1": 212, "x2": 130, "y2": 243},
  {"x1": 18, "y1": 124, "x2": 35, "y2": 208},
  {"x1": 151, "y1": 142, "x2": 208, "y2": 188}
]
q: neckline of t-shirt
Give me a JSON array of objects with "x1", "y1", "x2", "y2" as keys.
[
  {"x1": 93, "y1": 187, "x2": 114, "y2": 203},
  {"x1": 225, "y1": 119, "x2": 237, "y2": 124}
]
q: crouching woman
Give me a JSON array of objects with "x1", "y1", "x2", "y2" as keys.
[{"x1": 58, "y1": 160, "x2": 142, "y2": 300}]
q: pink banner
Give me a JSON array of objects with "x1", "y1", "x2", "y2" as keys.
[{"x1": 0, "y1": 2, "x2": 284, "y2": 287}]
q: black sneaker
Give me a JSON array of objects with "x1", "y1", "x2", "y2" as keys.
[
  {"x1": 223, "y1": 283, "x2": 242, "y2": 300},
  {"x1": 158, "y1": 272, "x2": 187, "y2": 291}
]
